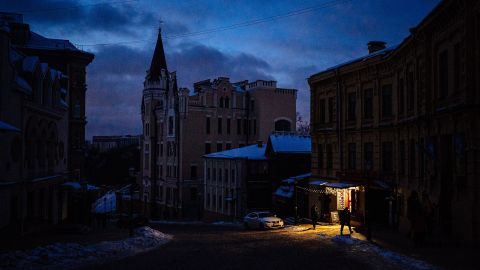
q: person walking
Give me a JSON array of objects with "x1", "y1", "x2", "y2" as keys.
[
  {"x1": 340, "y1": 207, "x2": 353, "y2": 235},
  {"x1": 311, "y1": 205, "x2": 319, "y2": 229}
]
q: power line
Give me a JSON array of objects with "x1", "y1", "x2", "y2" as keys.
[
  {"x1": 75, "y1": 0, "x2": 351, "y2": 47},
  {"x1": 14, "y1": 0, "x2": 139, "y2": 14}
]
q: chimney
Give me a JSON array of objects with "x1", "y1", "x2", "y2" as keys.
[
  {"x1": 257, "y1": 140, "x2": 263, "y2": 148},
  {"x1": 367, "y1": 41, "x2": 386, "y2": 54}
]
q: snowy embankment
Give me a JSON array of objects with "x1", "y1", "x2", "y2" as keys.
[
  {"x1": 328, "y1": 235, "x2": 437, "y2": 270},
  {"x1": 0, "y1": 227, "x2": 172, "y2": 270},
  {"x1": 150, "y1": 220, "x2": 241, "y2": 227}
]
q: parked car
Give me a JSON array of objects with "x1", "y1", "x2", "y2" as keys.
[
  {"x1": 243, "y1": 211, "x2": 284, "y2": 229},
  {"x1": 116, "y1": 213, "x2": 149, "y2": 228}
]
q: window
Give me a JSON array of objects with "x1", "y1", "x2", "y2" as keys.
[
  {"x1": 225, "y1": 169, "x2": 229, "y2": 182},
  {"x1": 225, "y1": 97, "x2": 230, "y2": 108},
  {"x1": 243, "y1": 119, "x2": 248, "y2": 135},
  {"x1": 190, "y1": 188, "x2": 197, "y2": 200},
  {"x1": 253, "y1": 119, "x2": 256, "y2": 135},
  {"x1": 382, "y1": 141, "x2": 393, "y2": 172},
  {"x1": 347, "y1": 93, "x2": 356, "y2": 121},
  {"x1": 226, "y1": 143, "x2": 231, "y2": 150},
  {"x1": 348, "y1": 143, "x2": 356, "y2": 170},
  {"x1": 326, "y1": 144, "x2": 333, "y2": 169},
  {"x1": 206, "y1": 117, "x2": 211, "y2": 134},
  {"x1": 237, "y1": 119, "x2": 241, "y2": 135},
  {"x1": 328, "y1": 97, "x2": 335, "y2": 123},
  {"x1": 213, "y1": 168, "x2": 216, "y2": 182},
  {"x1": 190, "y1": 165, "x2": 197, "y2": 179},
  {"x1": 454, "y1": 43, "x2": 460, "y2": 91},
  {"x1": 226, "y1": 119, "x2": 231, "y2": 134},
  {"x1": 407, "y1": 71, "x2": 414, "y2": 111},
  {"x1": 144, "y1": 154, "x2": 149, "y2": 169},
  {"x1": 159, "y1": 165, "x2": 163, "y2": 178},
  {"x1": 145, "y1": 123, "x2": 150, "y2": 136},
  {"x1": 231, "y1": 169, "x2": 235, "y2": 183},
  {"x1": 364, "y1": 143, "x2": 373, "y2": 171},
  {"x1": 160, "y1": 143, "x2": 163, "y2": 157},
  {"x1": 399, "y1": 141, "x2": 405, "y2": 175},
  {"x1": 218, "y1": 169, "x2": 222, "y2": 182},
  {"x1": 205, "y1": 143, "x2": 211, "y2": 154},
  {"x1": 250, "y1": 100, "x2": 255, "y2": 112},
  {"x1": 363, "y1": 89, "x2": 373, "y2": 119},
  {"x1": 219, "y1": 97, "x2": 224, "y2": 108},
  {"x1": 398, "y1": 79, "x2": 404, "y2": 115},
  {"x1": 319, "y1": 99, "x2": 326, "y2": 123},
  {"x1": 409, "y1": 140, "x2": 416, "y2": 176},
  {"x1": 317, "y1": 144, "x2": 323, "y2": 169},
  {"x1": 218, "y1": 118, "x2": 222, "y2": 134},
  {"x1": 382, "y1": 85, "x2": 393, "y2": 118},
  {"x1": 217, "y1": 143, "x2": 222, "y2": 152},
  {"x1": 168, "y1": 116, "x2": 174, "y2": 135},
  {"x1": 439, "y1": 50, "x2": 449, "y2": 99},
  {"x1": 207, "y1": 168, "x2": 211, "y2": 180},
  {"x1": 274, "y1": 119, "x2": 291, "y2": 132}
]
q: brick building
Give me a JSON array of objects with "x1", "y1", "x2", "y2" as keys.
[
  {"x1": 0, "y1": 13, "x2": 94, "y2": 232},
  {"x1": 308, "y1": 0, "x2": 480, "y2": 244},
  {"x1": 140, "y1": 29, "x2": 297, "y2": 219}
]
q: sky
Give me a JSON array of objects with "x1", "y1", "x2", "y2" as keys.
[{"x1": 2, "y1": 0, "x2": 441, "y2": 139}]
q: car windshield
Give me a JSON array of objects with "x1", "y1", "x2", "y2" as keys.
[{"x1": 258, "y1": 212, "x2": 274, "y2": 218}]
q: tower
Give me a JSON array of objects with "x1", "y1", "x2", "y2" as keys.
[{"x1": 141, "y1": 28, "x2": 179, "y2": 217}]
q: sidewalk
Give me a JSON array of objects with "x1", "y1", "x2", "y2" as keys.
[
  {"x1": 288, "y1": 218, "x2": 477, "y2": 269},
  {"x1": 358, "y1": 228, "x2": 478, "y2": 270}
]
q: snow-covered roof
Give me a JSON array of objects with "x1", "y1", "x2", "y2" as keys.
[
  {"x1": 314, "y1": 45, "x2": 399, "y2": 76},
  {"x1": 274, "y1": 185, "x2": 293, "y2": 198},
  {"x1": 323, "y1": 182, "x2": 358, "y2": 189},
  {"x1": 204, "y1": 144, "x2": 266, "y2": 160},
  {"x1": 92, "y1": 191, "x2": 116, "y2": 214},
  {"x1": 0, "y1": 120, "x2": 21, "y2": 132},
  {"x1": 22, "y1": 56, "x2": 39, "y2": 73},
  {"x1": 309, "y1": 179, "x2": 328, "y2": 186},
  {"x1": 15, "y1": 76, "x2": 32, "y2": 93},
  {"x1": 25, "y1": 31, "x2": 79, "y2": 51},
  {"x1": 268, "y1": 133, "x2": 311, "y2": 154},
  {"x1": 63, "y1": 181, "x2": 99, "y2": 190}
]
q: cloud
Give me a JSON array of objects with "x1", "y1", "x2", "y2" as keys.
[{"x1": 85, "y1": 42, "x2": 276, "y2": 138}]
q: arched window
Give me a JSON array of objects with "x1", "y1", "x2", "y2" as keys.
[
  {"x1": 225, "y1": 97, "x2": 230, "y2": 108},
  {"x1": 219, "y1": 97, "x2": 224, "y2": 108},
  {"x1": 274, "y1": 119, "x2": 291, "y2": 132}
]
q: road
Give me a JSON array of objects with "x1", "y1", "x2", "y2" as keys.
[{"x1": 79, "y1": 223, "x2": 425, "y2": 270}]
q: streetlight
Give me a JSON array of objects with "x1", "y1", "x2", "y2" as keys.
[{"x1": 294, "y1": 182, "x2": 298, "y2": 225}]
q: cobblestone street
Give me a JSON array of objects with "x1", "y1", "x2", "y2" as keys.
[{"x1": 78, "y1": 223, "x2": 437, "y2": 270}]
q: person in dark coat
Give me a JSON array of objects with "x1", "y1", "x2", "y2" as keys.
[
  {"x1": 340, "y1": 207, "x2": 353, "y2": 235},
  {"x1": 311, "y1": 205, "x2": 319, "y2": 229}
]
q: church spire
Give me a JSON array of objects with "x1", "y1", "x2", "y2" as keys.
[{"x1": 148, "y1": 27, "x2": 168, "y2": 81}]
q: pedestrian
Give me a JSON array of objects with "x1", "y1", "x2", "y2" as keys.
[
  {"x1": 311, "y1": 205, "x2": 319, "y2": 229},
  {"x1": 340, "y1": 207, "x2": 353, "y2": 235}
]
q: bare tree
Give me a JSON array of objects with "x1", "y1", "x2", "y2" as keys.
[{"x1": 296, "y1": 112, "x2": 310, "y2": 135}]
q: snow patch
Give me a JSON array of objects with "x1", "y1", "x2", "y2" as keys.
[
  {"x1": 0, "y1": 226, "x2": 172, "y2": 270},
  {"x1": 330, "y1": 235, "x2": 437, "y2": 270}
]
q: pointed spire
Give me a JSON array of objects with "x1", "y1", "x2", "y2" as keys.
[{"x1": 148, "y1": 27, "x2": 167, "y2": 81}]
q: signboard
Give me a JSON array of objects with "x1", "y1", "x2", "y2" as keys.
[{"x1": 330, "y1": 211, "x2": 339, "y2": 223}]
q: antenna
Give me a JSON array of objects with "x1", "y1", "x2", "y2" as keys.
[{"x1": 158, "y1": 19, "x2": 164, "y2": 32}]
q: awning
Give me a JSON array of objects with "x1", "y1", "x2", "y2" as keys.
[
  {"x1": 309, "y1": 179, "x2": 328, "y2": 186},
  {"x1": 0, "y1": 120, "x2": 21, "y2": 132},
  {"x1": 323, "y1": 182, "x2": 359, "y2": 189}
]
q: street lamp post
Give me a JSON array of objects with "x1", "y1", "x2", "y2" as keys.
[
  {"x1": 128, "y1": 168, "x2": 135, "y2": 237},
  {"x1": 294, "y1": 182, "x2": 298, "y2": 224}
]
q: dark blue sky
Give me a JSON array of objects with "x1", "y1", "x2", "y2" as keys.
[{"x1": 2, "y1": 0, "x2": 441, "y2": 138}]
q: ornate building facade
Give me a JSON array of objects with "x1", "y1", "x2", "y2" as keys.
[
  {"x1": 140, "y1": 30, "x2": 297, "y2": 218},
  {"x1": 308, "y1": 0, "x2": 480, "y2": 244},
  {"x1": 0, "y1": 13, "x2": 93, "y2": 232}
]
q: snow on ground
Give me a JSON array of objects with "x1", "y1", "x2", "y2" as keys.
[
  {"x1": 0, "y1": 226, "x2": 172, "y2": 270},
  {"x1": 327, "y1": 235, "x2": 437, "y2": 270}
]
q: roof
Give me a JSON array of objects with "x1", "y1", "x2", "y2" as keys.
[
  {"x1": 268, "y1": 133, "x2": 311, "y2": 154},
  {"x1": 25, "y1": 31, "x2": 79, "y2": 51},
  {"x1": 204, "y1": 144, "x2": 266, "y2": 160},
  {"x1": 147, "y1": 29, "x2": 168, "y2": 81},
  {"x1": 310, "y1": 45, "x2": 398, "y2": 78}
]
